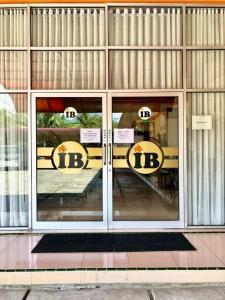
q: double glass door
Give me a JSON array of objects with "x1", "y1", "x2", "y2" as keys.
[{"x1": 32, "y1": 92, "x2": 184, "y2": 230}]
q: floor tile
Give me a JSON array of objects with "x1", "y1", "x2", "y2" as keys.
[
  {"x1": 0, "y1": 235, "x2": 17, "y2": 252},
  {"x1": 171, "y1": 247, "x2": 225, "y2": 268},
  {"x1": 82, "y1": 253, "x2": 109, "y2": 268},
  {"x1": 108, "y1": 253, "x2": 129, "y2": 268},
  {"x1": 34, "y1": 253, "x2": 84, "y2": 269},
  {"x1": 128, "y1": 252, "x2": 177, "y2": 268},
  {"x1": 197, "y1": 233, "x2": 225, "y2": 249},
  {"x1": 0, "y1": 249, "x2": 34, "y2": 269}
]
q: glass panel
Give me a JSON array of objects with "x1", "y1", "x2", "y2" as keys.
[
  {"x1": 112, "y1": 97, "x2": 179, "y2": 221},
  {"x1": 32, "y1": 51, "x2": 105, "y2": 89},
  {"x1": 109, "y1": 7, "x2": 182, "y2": 46},
  {"x1": 0, "y1": 93, "x2": 28, "y2": 227},
  {"x1": 109, "y1": 50, "x2": 182, "y2": 89},
  {"x1": 36, "y1": 97, "x2": 103, "y2": 222},
  {"x1": 187, "y1": 93, "x2": 225, "y2": 225},
  {"x1": 187, "y1": 50, "x2": 225, "y2": 89},
  {"x1": 186, "y1": 8, "x2": 225, "y2": 46},
  {"x1": 31, "y1": 8, "x2": 105, "y2": 47},
  {"x1": 0, "y1": 51, "x2": 27, "y2": 90},
  {"x1": 0, "y1": 9, "x2": 27, "y2": 47}
]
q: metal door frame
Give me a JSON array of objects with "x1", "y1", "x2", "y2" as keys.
[
  {"x1": 31, "y1": 92, "x2": 108, "y2": 230},
  {"x1": 107, "y1": 91, "x2": 185, "y2": 229}
]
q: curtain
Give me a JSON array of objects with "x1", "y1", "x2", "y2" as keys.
[
  {"x1": 109, "y1": 50, "x2": 182, "y2": 89},
  {"x1": 108, "y1": 7, "x2": 182, "y2": 46},
  {"x1": 0, "y1": 94, "x2": 28, "y2": 227},
  {"x1": 0, "y1": 51, "x2": 27, "y2": 90},
  {"x1": 0, "y1": 8, "x2": 27, "y2": 47},
  {"x1": 32, "y1": 51, "x2": 105, "y2": 89},
  {"x1": 187, "y1": 50, "x2": 225, "y2": 89},
  {"x1": 31, "y1": 8, "x2": 105, "y2": 47},
  {"x1": 187, "y1": 93, "x2": 225, "y2": 225},
  {"x1": 186, "y1": 8, "x2": 225, "y2": 46},
  {"x1": 108, "y1": 8, "x2": 182, "y2": 89}
]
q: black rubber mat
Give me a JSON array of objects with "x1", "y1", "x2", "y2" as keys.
[{"x1": 32, "y1": 233, "x2": 196, "y2": 253}]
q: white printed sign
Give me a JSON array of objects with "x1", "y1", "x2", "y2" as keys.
[
  {"x1": 114, "y1": 128, "x2": 134, "y2": 144},
  {"x1": 80, "y1": 128, "x2": 101, "y2": 144},
  {"x1": 192, "y1": 115, "x2": 212, "y2": 130}
]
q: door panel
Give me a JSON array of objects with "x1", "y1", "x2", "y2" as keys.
[
  {"x1": 108, "y1": 93, "x2": 184, "y2": 228},
  {"x1": 32, "y1": 92, "x2": 184, "y2": 230},
  {"x1": 32, "y1": 93, "x2": 107, "y2": 230}
]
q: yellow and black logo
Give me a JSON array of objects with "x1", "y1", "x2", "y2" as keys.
[
  {"x1": 52, "y1": 141, "x2": 87, "y2": 174},
  {"x1": 128, "y1": 141, "x2": 164, "y2": 174}
]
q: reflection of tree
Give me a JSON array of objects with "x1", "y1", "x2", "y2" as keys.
[
  {"x1": 37, "y1": 113, "x2": 102, "y2": 129},
  {"x1": 0, "y1": 109, "x2": 27, "y2": 128},
  {"x1": 37, "y1": 113, "x2": 65, "y2": 128},
  {"x1": 36, "y1": 113, "x2": 102, "y2": 147},
  {"x1": 76, "y1": 113, "x2": 102, "y2": 128},
  {"x1": 112, "y1": 119, "x2": 119, "y2": 128}
]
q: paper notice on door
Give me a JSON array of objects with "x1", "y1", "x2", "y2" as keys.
[
  {"x1": 80, "y1": 128, "x2": 101, "y2": 143},
  {"x1": 114, "y1": 128, "x2": 134, "y2": 144}
]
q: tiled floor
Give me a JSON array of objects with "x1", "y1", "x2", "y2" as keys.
[{"x1": 0, "y1": 233, "x2": 225, "y2": 270}]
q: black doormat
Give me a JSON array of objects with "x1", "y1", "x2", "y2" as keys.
[{"x1": 32, "y1": 233, "x2": 196, "y2": 253}]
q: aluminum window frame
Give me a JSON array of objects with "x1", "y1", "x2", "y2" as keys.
[{"x1": 0, "y1": 3, "x2": 225, "y2": 230}]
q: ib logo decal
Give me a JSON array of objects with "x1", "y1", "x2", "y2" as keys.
[
  {"x1": 138, "y1": 107, "x2": 151, "y2": 120},
  {"x1": 128, "y1": 141, "x2": 164, "y2": 174},
  {"x1": 52, "y1": 141, "x2": 87, "y2": 174},
  {"x1": 63, "y1": 107, "x2": 77, "y2": 121}
]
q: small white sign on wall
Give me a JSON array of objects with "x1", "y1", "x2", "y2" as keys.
[
  {"x1": 114, "y1": 128, "x2": 134, "y2": 144},
  {"x1": 80, "y1": 128, "x2": 101, "y2": 144},
  {"x1": 192, "y1": 115, "x2": 212, "y2": 130}
]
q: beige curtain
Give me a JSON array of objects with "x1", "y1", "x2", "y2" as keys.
[
  {"x1": 31, "y1": 8, "x2": 105, "y2": 46},
  {"x1": 186, "y1": 8, "x2": 225, "y2": 46},
  {"x1": 109, "y1": 8, "x2": 182, "y2": 89},
  {"x1": 187, "y1": 50, "x2": 225, "y2": 89},
  {"x1": 0, "y1": 8, "x2": 27, "y2": 47},
  {"x1": 0, "y1": 94, "x2": 28, "y2": 227},
  {"x1": 32, "y1": 51, "x2": 105, "y2": 89},
  {"x1": 0, "y1": 51, "x2": 27, "y2": 90},
  {"x1": 110, "y1": 50, "x2": 182, "y2": 89},
  {"x1": 109, "y1": 7, "x2": 182, "y2": 46},
  {"x1": 187, "y1": 93, "x2": 225, "y2": 225}
]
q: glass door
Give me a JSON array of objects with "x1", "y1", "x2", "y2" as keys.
[
  {"x1": 108, "y1": 92, "x2": 184, "y2": 229},
  {"x1": 32, "y1": 93, "x2": 107, "y2": 230}
]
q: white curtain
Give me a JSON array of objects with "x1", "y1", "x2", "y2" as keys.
[
  {"x1": 187, "y1": 93, "x2": 225, "y2": 225},
  {"x1": 0, "y1": 51, "x2": 27, "y2": 90},
  {"x1": 108, "y1": 7, "x2": 182, "y2": 46},
  {"x1": 187, "y1": 50, "x2": 225, "y2": 89},
  {"x1": 0, "y1": 94, "x2": 28, "y2": 227},
  {"x1": 109, "y1": 8, "x2": 182, "y2": 89},
  {"x1": 32, "y1": 51, "x2": 105, "y2": 89},
  {"x1": 31, "y1": 8, "x2": 105, "y2": 46},
  {"x1": 0, "y1": 8, "x2": 27, "y2": 47},
  {"x1": 186, "y1": 8, "x2": 225, "y2": 46},
  {"x1": 110, "y1": 50, "x2": 182, "y2": 89}
]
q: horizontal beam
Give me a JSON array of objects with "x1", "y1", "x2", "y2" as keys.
[{"x1": 1, "y1": 0, "x2": 225, "y2": 4}]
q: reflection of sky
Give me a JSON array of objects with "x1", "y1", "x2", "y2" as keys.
[
  {"x1": 0, "y1": 93, "x2": 16, "y2": 114},
  {"x1": 113, "y1": 113, "x2": 122, "y2": 122}
]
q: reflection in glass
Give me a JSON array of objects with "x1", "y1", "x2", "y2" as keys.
[
  {"x1": 36, "y1": 97, "x2": 103, "y2": 221},
  {"x1": 112, "y1": 97, "x2": 179, "y2": 221},
  {"x1": 0, "y1": 94, "x2": 28, "y2": 227}
]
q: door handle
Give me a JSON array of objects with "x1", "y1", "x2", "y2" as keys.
[
  {"x1": 109, "y1": 143, "x2": 112, "y2": 166},
  {"x1": 103, "y1": 143, "x2": 106, "y2": 166}
]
